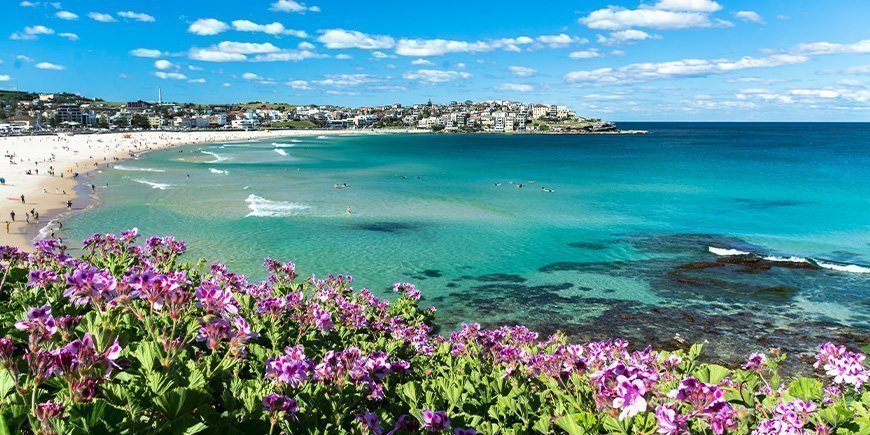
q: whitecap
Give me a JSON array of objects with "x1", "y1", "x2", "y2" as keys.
[
  {"x1": 114, "y1": 165, "x2": 166, "y2": 173},
  {"x1": 245, "y1": 194, "x2": 309, "y2": 217},
  {"x1": 290, "y1": 139, "x2": 303, "y2": 143},
  {"x1": 133, "y1": 179, "x2": 173, "y2": 190},
  {"x1": 317, "y1": 135, "x2": 330, "y2": 139},
  {"x1": 763, "y1": 255, "x2": 810, "y2": 264},
  {"x1": 708, "y1": 247, "x2": 751, "y2": 256},
  {"x1": 201, "y1": 150, "x2": 228, "y2": 162},
  {"x1": 273, "y1": 143, "x2": 296, "y2": 148},
  {"x1": 814, "y1": 260, "x2": 870, "y2": 274},
  {"x1": 274, "y1": 149, "x2": 288, "y2": 156},
  {"x1": 209, "y1": 168, "x2": 228, "y2": 175}
]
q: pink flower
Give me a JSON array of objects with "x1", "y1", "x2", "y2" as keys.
[
  {"x1": 195, "y1": 280, "x2": 238, "y2": 318},
  {"x1": 613, "y1": 375, "x2": 647, "y2": 420}
]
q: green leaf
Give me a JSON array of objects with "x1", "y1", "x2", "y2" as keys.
[
  {"x1": 788, "y1": 377, "x2": 823, "y2": 401},
  {"x1": 0, "y1": 369, "x2": 15, "y2": 400},
  {"x1": 0, "y1": 406, "x2": 28, "y2": 435},
  {"x1": 155, "y1": 387, "x2": 211, "y2": 420},
  {"x1": 696, "y1": 364, "x2": 731, "y2": 384}
]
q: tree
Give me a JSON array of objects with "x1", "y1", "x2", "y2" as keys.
[
  {"x1": 431, "y1": 124, "x2": 445, "y2": 132},
  {"x1": 131, "y1": 114, "x2": 151, "y2": 129}
]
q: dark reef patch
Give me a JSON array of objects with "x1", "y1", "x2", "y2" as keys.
[
  {"x1": 354, "y1": 222, "x2": 420, "y2": 233},
  {"x1": 733, "y1": 198, "x2": 807, "y2": 209},
  {"x1": 567, "y1": 242, "x2": 611, "y2": 250},
  {"x1": 472, "y1": 273, "x2": 527, "y2": 283}
]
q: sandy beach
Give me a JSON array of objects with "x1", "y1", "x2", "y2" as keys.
[{"x1": 0, "y1": 129, "x2": 377, "y2": 249}]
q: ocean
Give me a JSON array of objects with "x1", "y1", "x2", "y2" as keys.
[{"x1": 62, "y1": 123, "x2": 870, "y2": 363}]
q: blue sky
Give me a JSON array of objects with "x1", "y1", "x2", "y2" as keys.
[{"x1": 1, "y1": 0, "x2": 868, "y2": 121}]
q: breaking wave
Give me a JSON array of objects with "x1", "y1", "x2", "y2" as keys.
[
  {"x1": 114, "y1": 165, "x2": 166, "y2": 173},
  {"x1": 245, "y1": 194, "x2": 309, "y2": 217},
  {"x1": 132, "y1": 179, "x2": 173, "y2": 190},
  {"x1": 709, "y1": 246, "x2": 870, "y2": 275},
  {"x1": 274, "y1": 149, "x2": 288, "y2": 156},
  {"x1": 209, "y1": 168, "x2": 228, "y2": 175}
]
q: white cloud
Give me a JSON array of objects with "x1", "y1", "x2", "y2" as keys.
[
  {"x1": 10, "y1": 25, "x2": 54, "y2": 40},
  {"x1": 231, "y1": 20, "x2": 308, "y2": 37},
  {"x1": 569, "y1": 49, "x2": 601, "y2": 59},
  {"x1": 20, "y1": 1, "x2": 36, "y2": 6},
  {"x1": 791, "y1": 39, "x2": 870, "y2": 55},
  {"x1": 403, "y1": 69, "x2": 471, "y2": 83},
  {"x1": 16, "y1": 55, "x2": 33, "y2": 62},
  {"x1": 508, "y1": 66, "x2": 536, "y2": 77},
  {"x1": 597, "y1": 29, "x2": 657, "y2": 45},
  {"x1": 35, "y1": 62, "x2": 65, "y2": 70},
  {"x1": 213, "y1": 41, "x2": 281, "y2": 54},
  {"x1": 565, "y1": 54, "x2": 808, "y2": 84},
  {"x1": 842, "y1": 65, "x2": 870, "y2": 75},
  {"x1": 371, "y1": 51, "x2": 394, "y2": 59},
  {"x1": 251, "y1": 50, "x2": 320, "y2": 62},
  {"x1": 188, "y1": 78, "x2": 206, "y2": 83},
  {"x1": 395, "y1": 37, "x2": 533, "y2": 57},
  {"x1": 130, "y1": 48, "x2": 164, "y2": 58},
  {"x1": 58, "y1": 32, "x2": 78, "y2": 41},
  {"x1": 735, "y1": 11, "x2": 764, "y2": 24},
  {"x1": 411, "y1": 59, "x2": 434, "y2": 66},
  {"x1": 536, "y1": 34, "x2": 584, "y2": 48},
  {"x1": 496, "y1": 83, "x2": 534, "y2": 92},
  {"x1": 118, "y1": 11, "x2": 156, "y2": 22},
  {"x1": 154, "y1": 60, "x2": 175, "y2": 70},
  {"x1": 88, "y1": 12, "x2": 116, "y2": 23},
  {"x1": 154, "y1": 71, "x2": 187, "y2": 80},
  {"x1": 579, "y1": 6, "x2": 715, "y2": 30},
  {"x1": 0, "y1": 75, "x2": 10, "y2": 81},
  {"x1": 313, "y1": 74, "x2": 378, "y2": 87},
  {"x1": 188, "y1": 18, "x2": 229, "y2": 36},
  {"x1": 650, "y1": 0, "x2": 721, "y2": 12},
  {"x1": 55, "y1": 11, "x2": 78, "y2": 20},
  {"x1": 317, "y1": 29, "x2": 395, "y2": 49},
  {"x1": 270, "y1": 0, "x2": 318, "y2": 13},
  {"x1": 335, "y1": 54, "x2": 352, "y2": 60},
  {"x1": 286, "y1": 80, "x2": 310, "y2": 90},
  {"x1": 242, "y1": 72, "x2": 263, "y2": 80},
  {"x1": 297, "y1": 41, "x2": 315, "y2": 50},
  {"x1": 188, "y1": 65, "x2": 203, "y2": 71},
  {"x1": 188, "y1": 48, "x2": 248, "y2": 62}
]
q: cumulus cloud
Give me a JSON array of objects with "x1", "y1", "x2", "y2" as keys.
[
  {"x1": 298, "y1": 41, "x2": 315, "y2": 50},
  {"x1": 55, "y1": 11, "x2": 78, "y2": 20},
  {"x1": 35, "y1": 62, "x2": 65, "y2": 70},
  {"x1": 565, "y1": 54, "x2": 808, "y2": 84},
  {"x1": 270, "y1": 0, "x2": 319, "y2": 13},
  {"x1": 231, "y1": 20, "x2": 308, "y2": 37},
  {"x1": 313, "y1": 74, "x2": 379, "y2": 87},
  {"x1": 58, "y1": 33, "x2": 78, "y2": 41},
  {"x1": 411, "y1": 58, "x2": 434, "y2": 66},
  {"x1": 0, "y1": 75, "x2": 10, "y2": 81},
  {"x1": 841, "y1": 65, "x2": 870, "y2": 75},
  {"x1": 735, "y1": 11, "x2": 764, "y2": 24},
  {"x1": 188, "y1": 18, "x2": 229, "y2": 36},
  {"x1": 791, "y1": 39, "x2": 870, "y2": 55},
  {"x1": 597, "y1": 29, "x2": 657, "y2": 45},
  {"x1": 242, "y1": 72, "x2": 263, "y2": 80},
  {"x1": 16, "y1": 55, "x2": 33, "y2": 62},
  {"x1": 497, "y1": 83, "x2": 534, "y2": 92},
  {"x1": 535, "y1": 34, "x2": 584, "y2": 48},
  {"x1": 508, "y1": 66, "x2": 536, "y2": 77},
  {"x1": 154, "y1": 71, "x2": 187, "y2": 80},
  {"x1": 286, "y1": 80, "x2": 310, "y2": 90},
  {"x1": 10, "y1": 25, "x2": 54, "y2": 40},
  {"x1": 395, "y1": 37, "x2": 533, "y2": 57},
  {"x1": 317, "y1": 29, "x2": 395, "y2": 49},
  {"x1": 154, "y1": 60, "x2": 175, "y2": 70},
  {"x1": 118, "y1": 11, "x2": 156, "y2": 22},
  {"x1": 88, "y1": 12, "x2": 116, "y2": 23},
  {"x1": 403, "y1": 69, "x2": 471, "y2": 83},
  {"x1": 569, "y1": 49, "x2": 601, "y2": 59},
  {"x1": 130, "y1": 48, "x2": 165, "y2": 58},
  {"x1": 188, "y1": 78, "x2": 206, "y2": 83},
  {"x1": 191, "y1": 42, "x2": 320, "y2": 63},
  {"x1": 650, "y1": 0, "x2": 721, "y2": 12}
]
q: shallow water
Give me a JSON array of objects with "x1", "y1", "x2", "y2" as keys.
[{"x1": 63, "y1": 123, "x2": 870, "y2": 363}]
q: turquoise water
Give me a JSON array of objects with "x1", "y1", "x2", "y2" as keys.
[{"x1": 63, "y1": 124, "x2": 870, "y2": 359}]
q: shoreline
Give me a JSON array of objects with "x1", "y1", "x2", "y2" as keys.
[{"x1": 0, "y1": 129, "x2": 401, "y2": 249}]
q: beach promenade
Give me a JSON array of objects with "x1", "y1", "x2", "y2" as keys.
[{"x1": 0, "y1": 130, "x2": 359, "y2": 248}]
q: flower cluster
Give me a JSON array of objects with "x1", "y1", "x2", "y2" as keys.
[{"x1": 814, "y1": 342, "x2": 868, "y2": 391}]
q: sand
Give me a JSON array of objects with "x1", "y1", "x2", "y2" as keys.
[{"x1": 0, "y1": 130, "x2": 383, "y2": 249}]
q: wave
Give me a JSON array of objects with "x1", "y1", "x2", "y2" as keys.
[
  {"x1": 274, "y1": 149, "x2": 288, "y2": 156},
  {"x1": 114, "y1": 165, "x2": 166, "y2": 173},
  {"x1": 132, "y1": 179, "x2": 173, "y2": 190},
  {"x1": 245, "y1": 194, "x2": 309, "y2": 217},
  {"x1": 708, "y1": 247, "x2": 750, "y2": 256},
  {"x1": 201, "y1": 150, "x2": 228, "y2": 162},
  {"x1": 815, "y1": 260, "x2": 870, "y2": 274},
  {"x1": 290, "y1": 139, "x2": 303, "y2": 143},
  {"x1": 317, "y1": 135, "x2": 330, "y2": 139},
  {"x1": 709, "y1": 246, "x2": 870, "y2": 275},
  {"x1": 273, "y1": 143, "x2": 296, "y2": 148},
  {"x1": 209, "y1": 168, "x2": 228, "y2": 175}
]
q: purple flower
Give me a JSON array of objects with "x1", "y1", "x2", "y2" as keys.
[
  {"x1": 613, "y1": 375, "x2": 647, "y2": 420},
  {"x1": 15, "y1": 304, "x2": 57, "y2": 348},
  {"x1": 195, "y1": 280, "x2": 238, "y2": 318},
  {"x1": 28, "y1": 269, "x2": 59, "y2": 287},
  {"x1": 421, "y1": 410, "x2": 450, "y2": 432},
  {"x1": 262, "y1": 393, "x2": 299, "y2": 417},
  {"x1": 393, "y1": 282, "x2": 421, "y2": 300},
  {"x1": 814, "y1": 342, "x2": 868, "y2": 391},
  {"x1": 388, "y1": 414, "x2": 420, "y2": 434},
  {"x1": 655, "y1": 404, "x2": 687, "y2": 435},
  {"x1": 64, "y1": 264, "x2": 118, "y2": 307},
  {"x1": 356, "y1": 412, "x2": 383, "y2": 435},
  {"x1": 454, "y1": 429, "x2": 476, "y2": 435},
  {"x1": 197, "y1": 318, "x2": 232, "y2": 350},
  {"x1": 35, "y1": 401, "x2": 65, "y2": 423},
  {"x1": 0, "y1": 337, "x2": 14, "y2": 367},
  {"x1": 265, "y1": 345, "x2": 312, "y2": 388},
  {"x1": 312, "y1": 308, "x2": 334, "y2": 332},
  {"x1": 742, "y1": 352, "x2": 766, "y2": 372}
]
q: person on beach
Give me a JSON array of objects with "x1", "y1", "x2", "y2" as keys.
[
  {"x1": 4, "y1": 221, "x2": 8, "y2": 233},
  {"x1": 9, "y1": 211, "x2": 14, "y2": 221},
  {"x1": 20, "y1": 194, "x2": 25, "y2": 204},
  {"x1": 34, "y1": 211, "x2": 39, "y2": 223},
  {"x1": 25, "y1": 214, "x2": 29, "y2": 224},
  {"x1": 66, "y1": 200, "x2": 72, "y2": 210}
]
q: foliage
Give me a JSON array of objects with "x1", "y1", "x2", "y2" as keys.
[{"x1": 0, "y1": 231, "x2": 867, "y2": 434}]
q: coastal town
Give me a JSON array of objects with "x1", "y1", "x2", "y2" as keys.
[{"x1": 0, "y1": 89, "x2": 625, "y2": 135}]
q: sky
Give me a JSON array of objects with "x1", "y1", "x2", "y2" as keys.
[{"x1": 1, "y1": 0, "x2": 868, "y2": 121}]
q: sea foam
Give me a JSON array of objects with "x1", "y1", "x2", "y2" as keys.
[
  {"x1": 201, "y1": 150, "x2": 228, "y2": 162},
  {"x1": 814, "y1": 260, "x2": 870, "y2": 274},
  {"x1": 245, "y1": 194, "x2": 309, "y2": 217},
  {"x1": 274, "y1": 149, "x2": 288, "y2": 156},
  {"x1": 708, "y1": 247, "x2": 750, "y2": 256},
  {"x1": 114, "y1": 165, "x2": 166, "y2": 173},
  {"x1": 133, "y1": 179, "x2": 173, "y2": 190},
  {"x1": 209, "y1": 168, "x2": 228, "y2": 175},
  {"x1": 710, "y1": 246, "x2": 870, "y2": 274}
]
